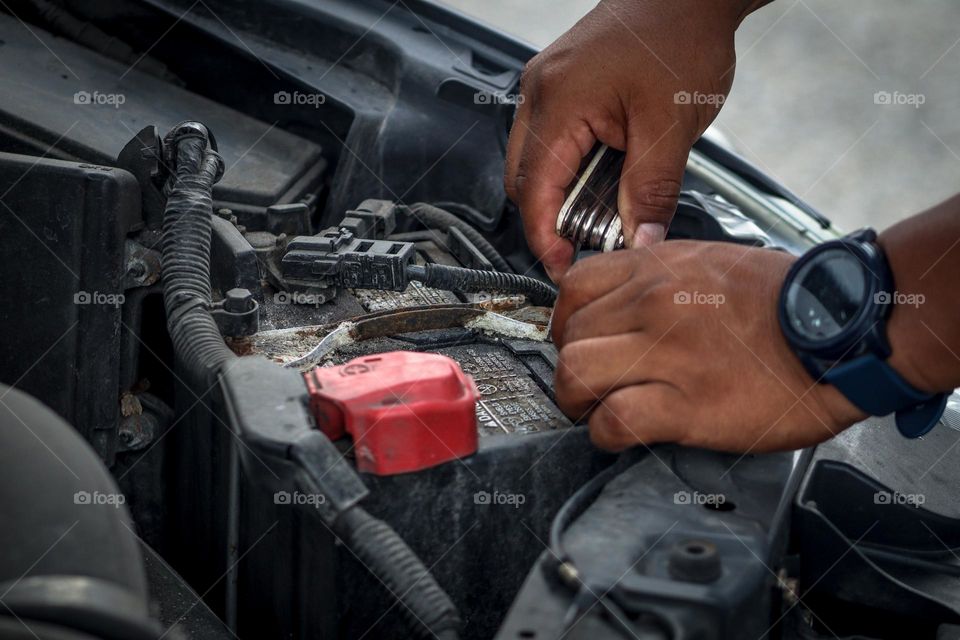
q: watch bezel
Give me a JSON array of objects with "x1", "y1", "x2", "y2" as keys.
[{"x1": 779, "y1": 234, "x2": 893, "y2": 365}]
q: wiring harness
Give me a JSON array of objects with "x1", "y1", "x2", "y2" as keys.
[{"x1": 281, "y1": 201, "x2": 558, "y2": 306}]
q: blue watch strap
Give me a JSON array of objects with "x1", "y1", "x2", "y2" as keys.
[{"x1": 823, "y1": 355, "x2": 948, "y2": 438}]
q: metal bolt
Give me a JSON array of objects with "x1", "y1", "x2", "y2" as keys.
[{"x1": 224, "y1": 288, "x2": 255, "y2": 313}]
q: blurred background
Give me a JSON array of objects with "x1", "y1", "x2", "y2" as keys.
[{"x1": 443, "y1": 0, "x2": 960, "y2": 231}]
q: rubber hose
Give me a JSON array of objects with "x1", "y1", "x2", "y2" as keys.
[
  {"x1": 160, "y1": 123, "x2": 234, "y2": 388},
  {"x1": 408, "y1": 263, "x2": 557, "y2": 306},
  {"x1": 406, "y1": 203, "x2": 512, "y2": 272},
  {"x1": 334, "y1": 506, "x2": 461, "y2": 639}
]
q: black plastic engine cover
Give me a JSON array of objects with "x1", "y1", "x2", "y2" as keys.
[
  {"x1": 497, "y1": 447, "x2": 804, "y2": 640},
  {"x1": 0, "y1": 12, "x2": 326, "y2": 229}
]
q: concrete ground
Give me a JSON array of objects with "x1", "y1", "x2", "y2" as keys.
[{"x1": 443, "y1": 0, "x2": 960, "y2": 231}]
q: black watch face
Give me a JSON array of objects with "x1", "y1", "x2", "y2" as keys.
[{"x1": 785, "y1": 248, "x2": 868, "y2": 342}]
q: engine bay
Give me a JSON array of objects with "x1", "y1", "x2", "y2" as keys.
[{"x1": 3, "y1": 2, "x2": 960, "y2": 640}]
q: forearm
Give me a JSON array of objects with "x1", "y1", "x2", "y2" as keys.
[{"x1": 880, "y1": 195, "x2": 960, "y2": 393}]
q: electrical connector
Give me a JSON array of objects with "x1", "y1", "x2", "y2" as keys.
[
  {"x1": 281, "y1": 225, "x2": 557, "y2": 306},
  {"x1": 281, "y1": 228, "x2": 416, "y2": 291},
  {"x1": 340, "y1": 199, "x2": 398, "y2": 239}
]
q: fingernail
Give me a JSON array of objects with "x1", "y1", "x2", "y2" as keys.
[{"x1": 631, "y1": 223, "x2": 666, "y2": 247}]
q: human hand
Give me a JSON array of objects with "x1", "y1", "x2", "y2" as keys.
[
  {"x1": 550, "y1": 243, "x2": 867, "y2": 452},
  {"x1": 506, "y1": 0, "x2": 766, "y2": 282}
]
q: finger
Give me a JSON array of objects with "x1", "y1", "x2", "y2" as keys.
[
  {"x1": 558, "y1": 274, "x2": 676, "y2": 347},
  {"x1": 551, "y1": 250, "x2": 648, "y2": 344},
  {"x1": 556, "y1": 333, "x2": 668, "y2": 419},
  {"x1": 617, "y1": 120, "x2": 691, "y2": 248},
  {"x1": 513, "y1": 115, "x2": 592, "y2": 282},
  {"x1": 588, "y1": 384, "x2": 682, "y2": 452},
  {"x1": 504, "y1": 96, "x2": 532, "y2": 204}
]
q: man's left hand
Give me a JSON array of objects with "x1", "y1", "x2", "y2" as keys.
[{"x1": 551, "y1": 242, "x2": 866, "y2": 452}]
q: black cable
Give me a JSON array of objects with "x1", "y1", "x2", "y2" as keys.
[
  {"x1": 159, "y1": 125, "x2": 461, "y2": 639},
  {"x1": 546, "y1": 459, "x2": 630, "y2": 586},
  {"x1": 431, "y1": 201, "x2": 495, "y2": 230},
  {"x1": 403, "y1": 203, "x2": 512, "y2": 272},
  {"x1": 160, "y1": 122, "x2": 234, "y2": 389},
  {"x1": 333, "y1": 506, "x2": 461, "y2": 639},
  {"x1": 408, "y1": 262, "x2": 557, "y2": 306},
  {"x1": 543, "y1": 454, "x2": 661, "y2": 638}
]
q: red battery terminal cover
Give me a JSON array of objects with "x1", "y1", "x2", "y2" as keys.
[{"x1": 303, "y1": 351, "x2": 480, "y2": 475}]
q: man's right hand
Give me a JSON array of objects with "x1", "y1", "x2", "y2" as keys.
[{"x1": 505, "y1": 0, "x2": 767, "y2": 282}]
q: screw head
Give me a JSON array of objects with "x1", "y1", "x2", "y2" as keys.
[{"x1": 224, "y1": 288, "x2": 254, "y2": 313}]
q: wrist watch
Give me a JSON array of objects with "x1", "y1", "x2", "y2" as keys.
[{"x1": 778, "y1": 228, "x2": 948, "y2": 438}]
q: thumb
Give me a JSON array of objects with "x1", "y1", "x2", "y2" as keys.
[{"x1": 617, "y1": 123, "x2": 690, "y2": 248}]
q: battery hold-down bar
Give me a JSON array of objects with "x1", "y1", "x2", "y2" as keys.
[{"x1": 304, "y1": 351, "x2": 480, "y2": 475}]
